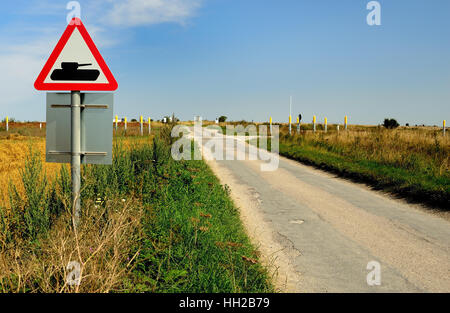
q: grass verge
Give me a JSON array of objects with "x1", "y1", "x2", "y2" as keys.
[
  {"x1": 255, "y1": 130, "x2": 449, "y2": 210},
  {"x1": 0, "y1": 127, "x2": 272, "y2": 292}
]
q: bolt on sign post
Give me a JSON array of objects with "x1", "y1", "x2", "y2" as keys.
[
  {"x1": 324, "y1": 117, "x2": 328, "y2": 133},
  {"x1": 313, "y1": 115, "x2": 316, "y2": 133},
  {"x1": 34, "y1": 17, "x2": 118, "y2": 226},
  {"x1": 148, "y1": 117, "x2": 151, "y2": 135},
  {"x1": 140, "y1": 115, "x2": 143, "y2": 136},
  {"x1": 5, "y1": 116, "x2": 8, "y2": 132},
  {"x1": 345, "y1": 115, "x2": 348, "y2": 130}
]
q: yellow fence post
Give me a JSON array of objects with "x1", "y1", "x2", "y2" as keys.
[
  {"x1": 115, "y1": 115, "x2": 118, "y2": 132},
  {"x1": 444, "y1": 120, "x2": 446, "y2": 136},
  {"x1": 345, "y1": 115, "x2": 348, "y2": 131},
  {"x1": 313, "y1": 115, "x2": 316, "y2": 133},
  {"x1": 324, "y1": 117, "x2": 328, "y2": 133},
  {"x1": 289, "y1": 115, "x2": 292, "y2": 135},
  {"x1": 140, "y1": 115, "x2": 143, "y2": 136},
  {"x1": 124, "y1": 117, "x2": 127, "y2": 132},
  {"x1": 148, "y1": 117, "x2": 151, "y2": 135},
  {"x1": 269, "y1": 117, "x2": 273, "y2": 134},
  {"x1": 5, "y1": 116, "x2": 8, "y2": 132}
]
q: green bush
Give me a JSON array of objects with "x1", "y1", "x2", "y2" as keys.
[
  {"x1": 383, "y1": 118, "x2": 400, "y2": 129},
  {"x1": 4, "y1": 147, "x2": 51, "y2": 243}
]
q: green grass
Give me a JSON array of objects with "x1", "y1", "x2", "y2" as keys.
[
  {"x1": 256, "y1": 135, "x2": 449, "y2": 210},
  {"x1": 0, "y1": 127, "x2": 273, "y2": 292},
  {"x1": 126, "y1": 146, "x2": 272, "y2": 292},
  {"x1": 110, "y1": 134, "x2": 272, "y2": 292}
]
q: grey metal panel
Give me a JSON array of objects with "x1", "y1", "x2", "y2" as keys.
[
  {"x1": 81, "y1": 93, "x2": 113, "y2": 165},
  {"x1": 46, "y1": 93, "x2": 72, "y2": 163},
  {"x1": 46, "y1": 92, "x2": 113, "y2": 165}
]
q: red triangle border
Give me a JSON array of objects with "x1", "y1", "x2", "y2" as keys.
[{"x1": 34, "y1": 18, "x2": 118, "y2": 91}]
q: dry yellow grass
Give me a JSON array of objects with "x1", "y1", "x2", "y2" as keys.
[
  {"x1": 0, "y1": 133, "x2": 146, "y2": 292},
  {"x1": 0, "y1": 135, "x2": 60, "y2": 207},
  {"x1": 0, "y1": 126, "x2": 162, "y2": 208},
  {"x1": 279, "y1": 126, "x2": 449, "y2": 176},
  {"x1": 0, "y1": 198, "x2": 143, "y2": 292}
]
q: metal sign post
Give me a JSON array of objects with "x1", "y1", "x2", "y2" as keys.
[
  {"x1": 71, "y1": 91, "x2": 81, "y2": 224},
  {"x1": 35, "y1": 17, "x2": 117, "y2": 227}
]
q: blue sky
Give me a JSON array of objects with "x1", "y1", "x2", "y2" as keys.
[{"x1": 0, "y1": 0, "x2": 449, "y2": 125}]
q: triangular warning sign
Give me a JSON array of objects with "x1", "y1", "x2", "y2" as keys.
[{"x1": 34, "y1": 18, "x2": 118, "y2": 91}]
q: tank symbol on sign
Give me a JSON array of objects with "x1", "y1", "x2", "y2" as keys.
[{"x1": 50, "y1": 62, "x2": 100, "y2": 81}]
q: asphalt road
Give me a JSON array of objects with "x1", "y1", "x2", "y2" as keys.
[{"x1": 192, "y1": 127, "x2": 450, "y2": 292}]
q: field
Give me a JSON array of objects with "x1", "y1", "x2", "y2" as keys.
[
  {"x1": 0, "y1": 123, "x2": 272, "y2": 293},
  {"x1": 1, "y1": 120, "x2": 448, "y2": 293},
  {"x1": 266, "y1": 124, "x2": 449, "y2": 209}
]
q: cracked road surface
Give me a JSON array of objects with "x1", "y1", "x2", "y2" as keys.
[{"x1": 193, "y1": 127, "x2": 450, "y2": 292}]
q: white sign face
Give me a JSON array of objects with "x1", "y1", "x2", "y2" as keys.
[
  {"x1": 35, "y1": 18, "x2": 117, "y2": 91},
  {"x1": 44, "y1": 28, "x2": 108, "y2": 84}
]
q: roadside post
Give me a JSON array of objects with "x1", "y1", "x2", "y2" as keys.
[
  {"x1": 345, "y1": 116, "x2": 348, "y2": 131},
  {"x1": 148, "y1": 117, "x2": 151, "y2": 135},
  {"x1": 297, "y1": 114, "x2": 301, "y2": 134},
  {"x1": 115, "y1": 115, "x2": 118, "y2": 132},
  {"x1": 289, "y1": 96, "x2": 292, "y2": 136},
  {"x1": 337, "y1": 125, "x2": 340, "y2": 133},
  {"x1": 270, "y1": 117, "x2": 273, "y2": 134},
  {"x1": 289, "y1": 115, "x2": 292, "y2": 135},
  {"x1": 34, "y1": 17, "x2": 118, "y2": 226},
  {"x1": 444, "y1": 120, "x2": 446, "y2": 136},
  {"x1": 313, "y1": 115, "x2": 316, "y2": 133},
  {"x1": 140, "y1": 115, "x2": 143, "y2": 136},
  {"x1": 125, "y1": 117, "x2": 127, "y2": 132},
  {"x1": 324, "y1": 117, "x2": 328, "y2": 133},
  {"x1": 5, "y1": 116, "x2": 8, "y2": 132},
  {"x1": 40, "y1": 123, "x2": 42, "y2": 130}
]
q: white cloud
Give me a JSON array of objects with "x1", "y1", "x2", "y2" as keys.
[
  {"x1": 0, "y1": 39, "x2": 54, "y2": 113},
  {"x1": 101, "y1": 0, "x2": 202, "y2": 27}
]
